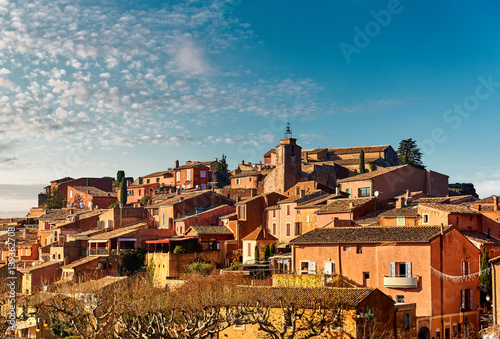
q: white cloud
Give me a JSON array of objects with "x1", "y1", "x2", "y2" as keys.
[
  {"x1": 0, "y1": 68, "x2": 11, "y2": 75},
  {"x1": 173, "y1": 38, "x2": 209, "y2": 75},
  {"x1": 100, "y1": 72, "x2": 111, "y2": 78},
  {"x1": 0, "y1": 78, "x2": 15, "y2": 89}
]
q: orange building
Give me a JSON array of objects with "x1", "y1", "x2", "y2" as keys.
[
  {"x1": 67, "y1": 186, "x2": 117, "y2": 209},
  {"x1": 125, "y1": 182, "x2": 159, "y2": 204},
  {"x1": 174, "y1": 163, "x2": 210, "y2": 190},
  {"x1": 290, "y1": 226, "x2": 481, "y2": 338}
]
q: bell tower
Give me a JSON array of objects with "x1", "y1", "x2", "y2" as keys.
[{"x1": 275, "y1": 122, "x2": 302, "y2": 193}]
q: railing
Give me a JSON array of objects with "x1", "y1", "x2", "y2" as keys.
[
  {"x1": 110, "y1": 249, "x2": 135, "y2": 256},
  {"x1": 383, "y1": 275, "x2": 418, "y2": 288},
  {"x1": 89, "y1": 248, "x2": 109, "y2": 256}
]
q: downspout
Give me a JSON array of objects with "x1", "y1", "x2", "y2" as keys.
[{"x1": 494, "y1": 263, "x2": 498, "y2": 325}]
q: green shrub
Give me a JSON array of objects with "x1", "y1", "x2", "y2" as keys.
[
  {"x1": 173, "y1": 245, "x2": 186, "y2": 254},
  {"x1": 188, "y1": 260, "x2": 213, "y2": 275}
]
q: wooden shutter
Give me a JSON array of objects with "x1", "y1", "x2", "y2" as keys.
[
  {"x1": 405, "y1": 262, "x2": 412, "y2": 277},
  {"x1": 390, "y1": 262, "x2": 396, "y2": 277},
  {"x1": 325, "y1": 262, "x2": 333, "y2": 275}
]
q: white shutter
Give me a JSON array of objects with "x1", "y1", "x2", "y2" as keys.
[
  {"x1": 462, "y1": 262, "x2": 466, "y2": 277},
  {"x1": 406, "y1": 262, "x2": 412, "y2": 278},
  {"x1": 309, "y1": 262, "x2": 317, "y2": 275},
  {"x1": 390, "y1": 262, "x2": 396, "y2": 277},
  {"x1": 325, "y1": 262, "x2": 333, "y2": 275}
]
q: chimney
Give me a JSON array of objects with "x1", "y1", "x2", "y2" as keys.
[
  {"x1": 349, "y1": 202, "x2": 353, "y2": 208},
  {"x1": 258, "y1": 161, "x2": 262, "y2": 171},
  {"x1": 478, "y1": 204, "x2": 482, "y2": 212},
  {"x1": 299, "y1": 190, "x2": 305, "y2": 198},
  {"x1": 494, "y1": 196, "x2": 498, "y2": 211},
  {"x1": 242, "y1": 160, "x2": 245, "y2": 165},
  {"x1": 335, "y1": 186, "x2": 340, "y2": 195},
  {"x1": 396, "y1": 197, "x2": 406, "y2": 209},
  {"x1": 175, "y1": 160, "x2": 179, "y2": 168},
  {"x1": 215, "y1": 158, "x2": 218, "y2": 162},
  {"x1": 406, "y1": 190, "x2": 411, "y2": 199},
  {"x1": 87, "y1": 189, "x2": 90, "y2": 194},
  {"x1": 304, "y1": 151, "x2": 308, "y2": 164},
  {"x1": 295, "y1": 187, "x2": 300, "y2": 196},
  {"x1": 440, "y1": 223, "x2": 444, "y2": 235},
  {"x1": 251, "y1": 189, "x2": 256, "y2": 197}
]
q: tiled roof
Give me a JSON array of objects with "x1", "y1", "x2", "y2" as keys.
[
  {"x1": 414, "y1": 197, "x2": 450, "y2": 204},
  {"x1": 303, "y1": 148, "x2": 328, "y2": 154},
  {"x1": 174, "y1": 205, "x2": 234, "y2": 221},
  {"x1": 379, "y1": 206, "x2": 419, "y2": 218},
  {"x1": 295, "y1": 194, "x2": 342, "y2": 209},
  {"x1": 419, "y1": 203, "x2": 480, "y2": 215},
  {"x1": 87, "y1": 222, "x2": 148, "y2": 241},
  {"x1": 337, "y1": 165, "x2": 408, "y2": 183},
  {"x1": 236, "y1": 286, "x2": 378, "y2": 308},
  {"x1": 328, "y1": 145, "x2": 391, "y2": 155},
  {"x1": 241, "y1": 227, "x2": 277, "y2": 241},
  {"x1": 187, "y1": 226, "x2": 234, "y2": 236},
  {"x1": 332, "y1": 157, "x2": 382, "y2": 167},
  {"x1": 475, "y1": 195, "x2": 500, "y2": 204},
  {"x1": 39, "y1": 209, "x2": 85, "y2": 222},
  {"x1": 231, "y1": 171, "x2": 263, "y2": 178},
  {"x1": 354, "y1": 210, "x2": 387, "y2": 226},
  {"x1": 472, "y1": 205, "x2": 500, "y2": 212},
  {"x1": 218, "y1": 212, "x2": 237, "y2": 219},
  {"x1": 290, "y1": 226, "x2": 453, "y2": 245},
  {"x1": 278, "y1": 190, "x2": 325, "y2": 204},
  {"x1": 69, "y1": 186, "x2": 116, "y2": 197},
  {"x1": 61, "y1": 256, "x2": 100, "y2": 269},
  {"x1": 50, "y1": 177, "x2": 74, "y2": 183},
  {"x1": 175, "y1": 163, "x2": 209, "y2": 170},
  {"x1": 462, "y1": 231, "x2": 500, "y2": 246},
  {"x1": 264, "y1": 149, "x2": 276, "y2": 156},
  {"x1": 142, "y1": 170, "x2": 173, "y2": 179},
  {"x1": 235, "y1": 192, "x2": 277, "y2": 206},
  {"x1": 316, "y1": 198, "x2": 373, "y2": 214},
  {"x1": 19, "y1": 260, "x2": 62, "y2": 272},
  {"x1": 449, "y1": 195, "x2": 478, "y2": 203},
  {"x1": 147, "y1": 191, "x2": 210, "y2": 208}
]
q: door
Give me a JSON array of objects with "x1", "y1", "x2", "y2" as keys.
[{"x1": 418, "y1": 326, "x2": 430, "y2": 339}]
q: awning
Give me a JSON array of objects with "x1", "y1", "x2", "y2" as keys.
[{"x1": 118, "y1": 238, "x2": 137, "y2": 241}]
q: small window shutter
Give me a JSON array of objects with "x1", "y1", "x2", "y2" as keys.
[
  {"x1": 469, "y1": 289, "x2": 473, "y2": 311},
  {"x1": 406, "y1": 262, "x2": 412, "y2": 278},
  {"x1": 462, "y1": 262, "x2": 466, "y2": 277},
  {"x1": 309, "y1": 262, "x2": 317, "y2": 274},
  {"x1": 97, "y1": 220, "x2": 101, "y2": 230},
  {"x1": 461, "y1": 289, "x2": 465, "y2": 309},
  {"x1": 390, "y1": 262, "x2": 396, "y2": 277},
  {"x1": 109, "y1": 220, "x2": 113, "y2": 228},
  {"x1": 467, "y1": 262, "x2": 470, "y2": 276}
]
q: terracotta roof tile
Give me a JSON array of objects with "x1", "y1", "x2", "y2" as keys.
[
  {"x1": 379, "y1": 206, "x2": 419, "y2": 218},
  {"x1": 290, "y1": 226, "x2": 453, "y2": 245},
  {"x1": 241, "y1": 227, "x2": 277, "y2": 241},
  {"x1": 142, "y1": 170, "x2": 174, "y2": 179},
  {"x1": 69, "y1": 186, "x2": 116, "y2": 197},
  {"x1": 328, "y1": 145, "x2": 391, "y2": 155},
  {"x1": 419, "y1": 203, "x2": 480, "y2": 215},
  {"x1": 337, "y1": 165, "x2": 408, "y2": 183},
  {"x1": 187, "y1": 226, "x2": 234, "y2": 236},
  {"x1": 316, "y1": 198, "x2": 373, "y2": 214}
]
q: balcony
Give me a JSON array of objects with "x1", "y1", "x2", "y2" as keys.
[
  {"x1": 383, "y1": 275, "x2": 418, "y2": 288},
  {"x1": 89, "y1": 248, "x2": 109, "y2": 256}
]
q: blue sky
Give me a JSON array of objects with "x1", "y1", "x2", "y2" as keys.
[{"x1": 1, "y1": 0, "x2": 500, "y2": 216}]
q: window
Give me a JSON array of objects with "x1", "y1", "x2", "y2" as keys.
[
  {"x1": 176, "y1": 172, "x2": 180, "y2": 182},
  {"x1": 233, "y1": 324, "x2": 246, "y2": 330},
  {"x1": 397, "y1": 217, "x2": 406, "y2": 226},
  {"x1": 200, "y1": 171, "x2": 206, "y2": 178},
  {"x1": 300, "y1": 261, "x2": 317, "y2": 275},
  {"x1": 404, "y1": 313, "x2": 411, "y2": 330},
  {"x1": 168, "y1": 218, "x2": 173, "y2": 229},
  {"x1": 272, "y1": 223, "x2": 277, "y2": 235},
  {"x1": 344, "y1": 188, "x2": 352, "y2": 198},
  {"x1": 422, "y1": 214, "x2": 429, "y2": 224},
  {"x1": 162, "y1": 214, "x2": 166, "y2": 228},
  {"x1": 306, "y1": 215, "x2": 311, "y2": 223},
  {"x1": 88, "y1": 201, "x2": 92, "y2": 208},
  {"x1": 70, "y1": 190, "x2": 73, "y2": 198},
  {"x1": 156, "y1": 178, "x2": 160, "y2": 183},
  {"x1": 397, "y1": 295, "x2": 405, "y2": 303},
  {"x1": 358, "y1": 187, "x2": 371, "y2": 197},
  {"x1": 147, "y1": 179, "x2": 150, "y2": 184},
  {"x1": 363, "y1": 272, "x2": 370, "y2": 280},
  {"x1": 324, "y1": 261, "x2": 335, "y2": 275},
  {"x1": 286, "y1": 223, "x2": 291, "y2": 237},
  {"x1": 390, "y1": 262, "x2": 412, "y2": 277},
  {"x1": 153, "y1": 209, "x2": 159, "y2": 216},
  {"x1": 238, "y1": 205, "x2": 245, "y2": 219},
  {"x1": 343, "y1": 246, "x2": 350, "y2": 251},
  {"x1": 235, "y1": 178, "x2": 241, "y2": 185},
  {"x1": 286, "y1": 205, "x2": 291, "y2": 216},
  {"x1": 456, "y1": 216, "x2": 459, "y2": 225},
  {"x1": 186, "y1": 170, "x2": 191, "y2": 180},
  {"x1": 247, "y1": 243, "x2": 251, "y2": 256},
  {"x1": 69, "y1": 202, "x2": 73, "y2": 208},
  {"x1": 357, "y1": 245, "x2": 362, "y2": 254},
  {"x1": 462, "y1": 261, "x2": 470, "y2": 277},
  {"x1": 461, "y1": 289, "x2": 473, "y2": 311},
  {"x1": 295, "y1": 222, "x2": 302, "y2": 236},
  {"x1": 272, "y1": 210, "x2": 276, "y2": 218}
]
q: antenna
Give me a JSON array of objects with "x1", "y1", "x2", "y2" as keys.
[
  {"x1": 284, "y1": 122, "x2": 292, "y2": 139},
  {"x1": 374, "y1": 191, "x2": 380, "y2": 197}
]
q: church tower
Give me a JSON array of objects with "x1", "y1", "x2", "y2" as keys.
[{"x1": 274, "y1": 123, "x2": 302, "y2": 193}]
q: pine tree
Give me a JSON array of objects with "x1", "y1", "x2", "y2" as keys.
[
  {"x1": 359, "y1": 150, "x2": 366, "y2": 174},
  {"x1": 45, "y1": 188, "x2": 64, "y2": 210},
  {"x1": 397, "y1": 138, "x2": 425, "y2": 169},
  {"x1": 215, "y1": 154, "x2": 230, "y2": 188}
]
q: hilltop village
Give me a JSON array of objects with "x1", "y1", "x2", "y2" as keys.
[{"x1": 2, "y1": 128, "x2": 500, "y2": 339}]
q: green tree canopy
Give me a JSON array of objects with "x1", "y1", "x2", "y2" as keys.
[
  {"x1": 480, "y1": 248, "x2": 492, "y2": 302},
  {"x1": 216, "y1": 154, "x2": 230, "y2": 188},
  {"x1": 45, "y1": 188, "x2": 64, "y2": 210},
  {"x1": 397, "y1": 138, "x2": 425, "y2": 169},
  {"x1": 116, "y1": 170, "x2": 125, "y2": 186},
  {"x1": 120, "y1": 178, "x2": 127, "y2": 205},
  {"x1": 359, "y1": 150, "x2": 366, "y2": 174}
]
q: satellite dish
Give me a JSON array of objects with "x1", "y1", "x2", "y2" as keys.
[{"x1": 374, "y1": 191, "x2": 380, "y2": 197}]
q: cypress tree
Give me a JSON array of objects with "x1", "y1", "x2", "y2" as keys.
[
  {"x1": 264, "y1": 244, "x2": 271, "y2": 261},
  {"x1": 270, "y1": 244, "x2": 276, "y2": 256},
  {"x1": 480, "y1": 247, "x2": 492, "y2": 302},
  {"x1": 120, "y1": 178, "x2": 128, "y2": 205},
  {"x1": 359, "y1": 150, "x2": 366, "y2": 174},
  {"x1": 116, "y1": 170, "x2": 125, "y2": 187},
  {"x1": 254, "y1": 245, "x2": 260, "y2": 263}
]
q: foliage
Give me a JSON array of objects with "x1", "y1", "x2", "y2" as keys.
[
  {"x1": 121, "y1": 248, "x2": 147, "y2": 276},
  {"x1": 187, "y1": 260, "x2": 213, "y2": 275},
  {"x1": 108, "y1": 202, "x2": 119, "y2": 209},
  {"x1": 367, "y1": 161, "x2": 376, "y2": 171},
  {"x1": 215, "y1": 154, "x2": 230, "y2": 188},
  {"x1": 480, "y1": 247, "x2": 492, "y2": 302},
  {"x1": 116, "y1": 170, "x2": 125, "y2": 186},
  {"x1": 50, "y1": 316, "x2": 72, "y2": 337},
  {"x1": 397, "y1": 138, "x2": 425, "y2": 169},
  {"x1": 101, "y1": 176, "x2": 114, "y2": 181},
  {"x1": 119, "y1": 178, "x2": 127, "y2": 205},
  {"x1": 254, "y1": 245, "x2": 260, "y2": 262},
  {"x1": 146, "y1": 256, "x2": 155, "y2": 280},
  {"x1": 227, "y1": 261, "x2": 242, "y2": 271},
  {"x1": 45, "y1": 187, "x2": 65, "y2": 210},
  {"x1": 359, "y1": 150, "x2": 366, "y2": 174},
  {"x1": 229, "y1": 248, "x2": 242, "y2": 266},
  {"x1": 263, "y1": 244, "x2": 271, "y2": 261},
  {"x1": 139, "y1": 194, "x2": 152, "y2": 205},
  {"x1": 173, "y1": 245, "x2": 186, "y2": 254},
  {"x1": 270, "y1": 244, "x2": 276, "y2": 256}
]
